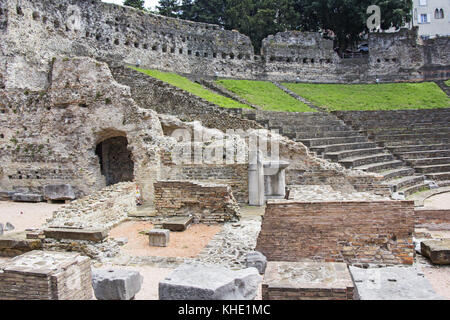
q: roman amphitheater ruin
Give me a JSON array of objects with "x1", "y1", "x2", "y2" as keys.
[{"x1": 0, "y1": 0, "x2": 449, "y2": 300}]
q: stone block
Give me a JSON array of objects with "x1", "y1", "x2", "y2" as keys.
[
  {"x1": 159, "y1": 264, "x2": 262, "y2": 300},
  {"x1": 262, "y1": 262, "x2": 355, "y2": 300},
  {"x1": 149, "y1": 229, "x2": 170, "y2": 247},
  {"x1": 43, "y1": 184, "x2": 76, "y2": 201},
  {"x1": 245, "y1": 251, "x2": 267, "y2": 274},
  {"x1": 92, "y1": 269, "x2": 143, "y2": 300},
  {"x1": 0, "y1": 232, "x2": 43, "y2": 257},
  {"x1": 44, "y1": 228, "x2": 108, "y2": 242},
  {"x1": 162, "y1": 216, "x2": 194, "y2": 232},
  {"x1": 0, "y1": 251, "x2": 92, "y2": 300},
  {"x1": 0, "y1": 191, "x2": 15, "y2": 201},
  {"x1": 421, "y1": 239, "x2": 450, "y2": 265},
  {"x1": 12, "y1": 193, "x2": 43, "y2": 203}
]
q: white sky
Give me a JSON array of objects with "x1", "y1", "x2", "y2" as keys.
[{"x1": 102, "y1": 0, "x2": 160, "y2": 10}]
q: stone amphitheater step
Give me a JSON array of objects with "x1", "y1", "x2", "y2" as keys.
[
  {"x1": 298, "y1": 136, "x2": 368, "y2": 148},
  {"x1": 380, "y1": 167, "x2": 416, "y2": 180},
  {"x1": 426, "y1": 172, "x2": 450, "y2": 181},
  {"x1": 369, "y1": 126, "x2": 450, "y2": 134},
  {"x1": 324, "y1": 147, "x2": 386, "y2": 162},
  {"x1": 353, "y1": 160, "x2": 404, "y2": 173},
  {"x1": 295, "y1": 130, "x2": 366, "y2": 140},
  {"x1": 382, "y1": 175, "x2": 426, "y2": 192},
  {"x1": 381, "y1": 138, "x2": 450, "y2": 147},
  {"x1": 397, "y1": 150, "x2": 450, "y2": 160},
  {"x1": 310, "y1": 142, "x2": 378, "y2": 155},
  {"x1": 338, "y1": 153, "x2": 395, "y2": 169},
  {"x1": 415, "y1": 164, "x2": 450, "y2": 174},
  {"x1": 387, "y1": 144, "x2": 450, "y2": 153},
  {"x1": 280, "y1": 125, "x2": 351, "y2": 134},
  {"x1": 267, "y1": 119, "x2": 345, "y2": 127},
  {"x1": 399, "y1": 182, "x2": 431, "y2": 197},
  {"x1": 375, "y1": 133, "x2": 450, "y2": 143},
  {"x1": 406, "y1": 157, "x2": 450, "y2": 166}
]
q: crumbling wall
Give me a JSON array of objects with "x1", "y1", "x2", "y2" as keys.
[
  {"x1": 256, "y1": 200, "x2": 415, "y2": 265},
  {"x1": 0, "y1": 57, "x2": 165, "y2": 202},
  {"x1": 154, "y1": 181, "x2": 240, "y2": 224}
]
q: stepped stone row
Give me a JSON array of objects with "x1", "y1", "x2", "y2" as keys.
[
  {"x1": 240, "y1": 110, "x2": 427, "y2": 197},
  {"x1": 336, "y1": 109, "x2": 450, "y2": 189}
]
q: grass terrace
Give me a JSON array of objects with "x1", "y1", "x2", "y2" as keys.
[
  {"x1": 216, "y1": 79, "x2": 316, "y2": 112},
  {"x1": 283, "y1": 82, "x2": 449, "y2": 111},
  {"x1": 132, "y1": 67, "x2": 251, "y2": 109},
  {"x1": 445, "y1": 79, "x2": 450, "y2": 86}
]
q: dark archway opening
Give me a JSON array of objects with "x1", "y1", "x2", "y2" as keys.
[{"x1": 95, "y1": 136, "x2": 134, "y2": 186}]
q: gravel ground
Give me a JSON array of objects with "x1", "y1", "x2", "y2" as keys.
[{"x1": 0, "y1": 201, "x2": 62, "y2": 233}]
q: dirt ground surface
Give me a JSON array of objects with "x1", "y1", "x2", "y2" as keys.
[
  {"x1": 0, "y1": 201, "x2": 62, "y2": 233},
  {"x1": 109, "y1": 220, "x2": 222, "y2": 258},
  {"x1": 422, "y1": 266, "x2": 450, "y2": 300},
  {"x1": 423, "y1": 192, "x2": 450, "y2": 209}
]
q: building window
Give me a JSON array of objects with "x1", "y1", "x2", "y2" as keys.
[
  {"x1": 419, "y1": 0, "x2": 427, "y2": 6},
  {"x1": 420, "y1": 13, "x2": 429, "y2": 23},
  {"x1": 434, "y1": 8, "x2": 444, "y2": 19}
]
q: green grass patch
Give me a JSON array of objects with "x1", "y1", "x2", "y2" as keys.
[
  {"x1": 283, "y1": 82, "x2": 449, "y2": 111},
  {"x1": 132, "y1": 67, "x2": 250, "y2": 109},
  {"x1": 216, "y1": 79, "x2": 316, "y2": 112},
  {"x1": 445, "y1": 79, "x2": 450, "y2": 86}
]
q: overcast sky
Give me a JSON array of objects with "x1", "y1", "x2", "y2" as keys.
[{"x1": 102, "y1": 0, "x2": 160, "y2": 10}]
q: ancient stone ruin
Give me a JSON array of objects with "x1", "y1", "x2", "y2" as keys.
[{"x1": 0, "y1": 0, "x2": 449, "y2": 301}]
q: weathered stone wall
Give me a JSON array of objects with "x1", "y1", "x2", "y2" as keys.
[
  {"x1": 0, "y1": 57, "x2": 165, "y2": 202},
  {"x1": 414, "y1": 209, "x2": 450, "y2": 225},
  {"x1": 1, "y1": 0, "x2": 448, "y2": 88},
  {"x1": 256, "y1": 200, "x2": 415, "y2": 265},
  {"x1": 154, "y1": 181, "x2": 240, "y2": 224},
  {"x1": 0, "y1": 251, "x2": 92, "y2": 300}
]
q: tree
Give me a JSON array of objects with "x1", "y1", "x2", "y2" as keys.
[
  {"x1": 157, "y1": 0, "x2": 181, "y2": 18},
  {"x1": 123, "y1": 0, "x2": 145, "y2": 10}
]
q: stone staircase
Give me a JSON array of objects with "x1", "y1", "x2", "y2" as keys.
[
  {"x1": 335, "y1": 109, "x2": 450, "y2": 190},
  {"x1": 239, "y1": 110, "x2": 430, "y2": 197}
]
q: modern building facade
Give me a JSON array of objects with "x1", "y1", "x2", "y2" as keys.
[{"x1": 412, "y1": 0, "x2": 450, "y2": 38}]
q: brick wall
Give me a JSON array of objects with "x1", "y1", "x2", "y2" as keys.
[
  {"x1": 154, "y1": 181, "x2": 240, "y2": 224},
  {"x1": 0, "y1": 251, "x2": 92, "y2": 300},
  {"x1": 256, "y1": 200, "x2": 415, "y2": 265},
  {"x1": 414, "y1": 209, "x2": 450, "y2": 225}
]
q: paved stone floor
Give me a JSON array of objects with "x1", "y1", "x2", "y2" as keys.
[{"x1": 423, "y1": 192, "x2": 450, "y2": 209}]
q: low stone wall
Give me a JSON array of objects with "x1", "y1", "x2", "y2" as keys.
[
  {"x1": 415, "y1": 209, "x2": 450, "y2": 225},
  {"x1": 256, "y1": 200, "x2": 415, "y2": 265},
  {"x1": 0, "y1": 251, "x2": 92, "y2": 300},
  {"x1": 154, "y1": 181, "x2": 240, "y2": 224},
  {"x1": 46, "y1": 182, "x2": 137, "y2": 231}
]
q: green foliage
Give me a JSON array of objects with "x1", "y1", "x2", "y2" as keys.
[
  {"x1": 445, "y1": 79, "x2": 450, "y2": 86},
  {"x1": 132, "y1": 67, "x2": 251, "y2": 109},
  {"x1": 123, "y1": 0, "x2": 145, "y2": 10},
  {"x1": 157, "y1": 0, "x2": 413, "y2": 53},
  {"x1": 283, "y1": 82, "x2": 450, "y2": 111},
  {"x1": 217, "y1": 79, "x2": 315, "y2": 112}
]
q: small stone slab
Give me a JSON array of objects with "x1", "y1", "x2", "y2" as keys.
[
  {"x1": 92, "y1": 269, "x2": 143, "y2": 300},
  {"x1": 0, "y1": 191, "x2": 15, "y2": 201},
  {"x1": 0, "y1": 232, "x2": 43, "y2": 257},
  {"x1": 159, "y1": 264, "x2": 262, "y2": 300},
  {"x1": 421, "y1": 239, "x2": 450, "y2": 265},
  {"x1": 12, "y1": 193, "x2": 43, "y2": 203},
  {"x1": 245, "y1": 251, "x2": 267, "y2": 275},
  {"x1": 263, "y1": 262, "x2": 355, "y2": 300},
  {"x1": 44, "y1": 228, "x2": 108, "y2": 242},
  {"x1": 162, "y1": 216, "x2": 194, "y2": 232},
  {"x1": 44, "y1": 184, "x2": 76, "y2": 201},
  {"x1": 149, "y1": 229, "x2": 170, "y2": 247}
]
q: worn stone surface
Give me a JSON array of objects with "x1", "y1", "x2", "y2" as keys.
[
  {"x1": 0, "y1": 232, "x2": 43, "y2": 257},
  {"x1": 262, "y1": 262, "x2": 355, "y2": 300},
  {"x1": 245, "y1": 251, "x2": 267, "y2": 275},
  {"x1": 350, "y1": 266, "x2": 443, "y2": 300},
  {"x1": 44, "y1": 228, "x2": 108, "y2": 243},
  {"x1": 12, "y1": 193, "x2": 43, "y2": 203},
  {"x1": 159, "y1": 264, "x2": 262, "y2": 300},
  {"x1": 149, "y1": 229, "x2": 170, "y2": 247},
  {"x1": 43, "y1": 184, "x2": 76, "y2": 201},
  {"x1": 92, "y1": 269, "x2": 143, "y2": 300},
  {"x1": 162, "y1": 216, "x2": 194, "y2": 232},
  {"x1": 0, "y1": 250, "x2": 92, "y2": 300},
  {"x1": 421, "y1": 239, "x2": 450, "y2": 265}
]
